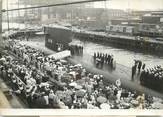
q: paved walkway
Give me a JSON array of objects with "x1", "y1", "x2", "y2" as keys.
[
  {"x1": 19, "y1": 41, "x2": 163, "y2": 99},
  {"x1": 0, "y1": 78, "x2": 25, "y2": 108},
  {"x1": 0, "y1": 88, "x2": 10, "y2": 108}
]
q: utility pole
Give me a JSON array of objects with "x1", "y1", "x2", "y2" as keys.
[
  {"x1": 47, "y1": 0, "x2": 50, "y2": 19},
  {"x1": 0, "y1": 0, "x2": 1, "y2": 33},
  {"x1": 0, "y1": 0, "x2": 2, "y2": 50},
  {"x1": 18, "y1": 0, "x2": 20, "y2": 29},
  {"x1": 6, "y1": 0, "x2": 10, "y2": 33}
]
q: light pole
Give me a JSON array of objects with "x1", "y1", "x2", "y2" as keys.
[
  {"x1": 18, "y1": 0, "x2": 20, "y2": 30},
  {"x1": 0, "y1": 0, "x2": 2, "y2": 50},
  {"x1": 6, "y1": 0, "x2": 9, "y2": 33}
]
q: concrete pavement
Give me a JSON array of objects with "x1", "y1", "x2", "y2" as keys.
[{"x1": 0, "y1": 78, "x2": 25, "y2": 108}]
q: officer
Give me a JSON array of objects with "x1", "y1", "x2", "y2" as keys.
[{"x1": 132, "y1": 65, "x2": 137, "y2": 81}]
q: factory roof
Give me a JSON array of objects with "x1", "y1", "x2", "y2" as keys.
[{"x1": 44, "y1": 24, "x2": 71, "y2": 30}]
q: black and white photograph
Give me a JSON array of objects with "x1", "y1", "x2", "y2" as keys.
[{"x1": 0, "y1": 0, "x2": 163, "y2": 113}]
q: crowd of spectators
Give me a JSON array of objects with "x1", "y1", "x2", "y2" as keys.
[{"x1": 0, "y1": 40, "x2": 162, "y2": 109}]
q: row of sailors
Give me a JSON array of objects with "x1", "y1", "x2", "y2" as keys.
[
  {"x1": 93, "y1": 52, "x2": 116, "y2": 69},
  {"x1": 140, "y1": 65, "x2": 163, "y2": 91},
  {"x1": 69, "y1": 45, "x2": 83, "y2": 56},
  {"x1": 134, "y1": 60, "x2": 146, "y2": 73},
  {"x1": 131, "y1": 60, "x2": 146, "y2": 81}
]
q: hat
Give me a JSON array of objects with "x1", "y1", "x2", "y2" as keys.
[
  {"x1": 50, "y1": 90, "x2": 54, "y2": 93},
  {"x1": 93, "y1": 75, "x2": 97, "y2": 79},
  {"x1": 26, "y1": 86, "x2": 31, "y2": 92},
  {"x1": 18, "y1": 81, "x2": 22, "y2": 85}
]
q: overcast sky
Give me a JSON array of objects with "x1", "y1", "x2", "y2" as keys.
[
  {"x1": 94, "y1": 0, "x2": 163, "y2": 10},
  {"x1": 2, "y1": 0, "x2": 163, "y2": 11}
]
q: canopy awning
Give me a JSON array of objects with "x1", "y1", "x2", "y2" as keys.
[
  {"x1": 48, "y1": 50, "x2": 71, "y2": 60},
  {"x1": 35, "y1": 31, "x2": 46, "y2": 35}
]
